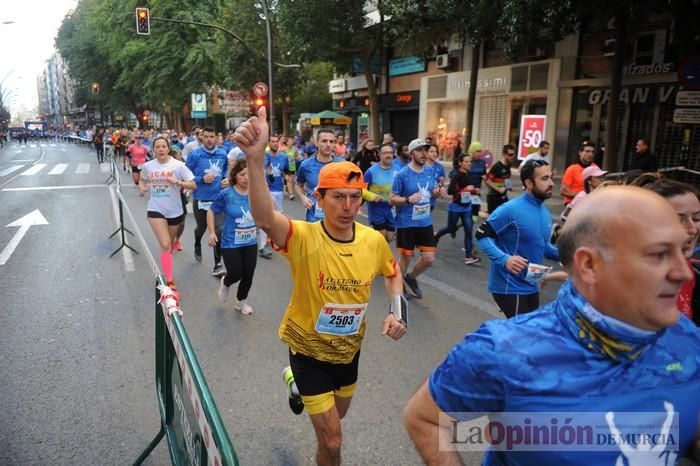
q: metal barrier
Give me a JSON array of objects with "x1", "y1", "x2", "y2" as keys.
[
  {"x1": 133, "y1": 276, "x2": 239, "y2": 466},
  {"x1": 605, "y1": 166, "x2": 700, "y2": 187},
  {"x1": 105, "y1": 161, "x2": 239, "y2": 465}
]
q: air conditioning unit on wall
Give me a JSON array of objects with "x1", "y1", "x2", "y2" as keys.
[{"x1": 436, "y1": 54, "x2": 450, "y2": 69}]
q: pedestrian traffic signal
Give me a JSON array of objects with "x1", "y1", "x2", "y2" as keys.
[
  {"x1": 136, "y1": 8, "x2": 150, "y2": 35},
  {"x1": 91, "y1": 82, "x2": 100, "y2": 94}
]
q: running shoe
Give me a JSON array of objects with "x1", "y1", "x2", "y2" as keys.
[
  {"x1": 403, "y1": 274, "x2": 423, "y2": 299},
  {"x1": 259, "y1": 245, "x2": 273, "y2": 259},
  {"x1": 464, "y1": 256, "x2": 481, "y2": 266},
  {"x1": 212, "y1": 263, "x2": 225, "y2": 277},
  {"x1": 172, "y1": 240, "x2": 183, "y2": 252},
  {"x1": 289, "y1": 194, "x2": 295, "y2": 200},
  {"x1": 217, "y1": 276, "x2": 230, "y2": 302},
  {"x1": 235, "y1": 300, "x2": 254, "y2": 315},
  {"x1": 194, "y1": 246, "x2": 202, "y2": 263},
  {"x1": 282, "y1": 366, "x2": 304, "y2": 415}
]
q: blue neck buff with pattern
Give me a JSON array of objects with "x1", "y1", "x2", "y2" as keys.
[{"x1": 556, "y1": 281, "x2": 663, "y2": 363}]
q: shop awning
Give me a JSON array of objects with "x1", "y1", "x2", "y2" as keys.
[{"x1": 308, "y1": 110, "x2": 352, "y2": 126}]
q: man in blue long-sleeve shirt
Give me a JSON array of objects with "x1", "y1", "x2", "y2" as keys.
[
  {"x1": 186, "y1": 127, "x2": 229, "y2": 276},
  {"x1": 475, "y1": 159, "x2": 559, "y2": 317}
]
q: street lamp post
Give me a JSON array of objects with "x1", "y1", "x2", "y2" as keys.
[{"x1": 260, "y1": 0, "x2": 274, "y2": 133}]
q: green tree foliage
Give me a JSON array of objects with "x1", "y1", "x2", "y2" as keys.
[
  {"x1": 276, "y1": 0, "x2": 386, "y2": 140},
  {"x1": 56, "y1": 0, "x2": 225, "y2": 127}
]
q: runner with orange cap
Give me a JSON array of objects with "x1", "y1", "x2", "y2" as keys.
[{"x1": 234, "y1": 107, "x2": 407, "y2": 466}]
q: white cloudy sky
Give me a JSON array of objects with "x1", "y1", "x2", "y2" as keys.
[{"x1": 0, "y1": 0, "x2": 78, "y2": 114}]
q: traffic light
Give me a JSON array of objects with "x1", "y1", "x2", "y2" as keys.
[
  {"x1": 255, "y1": 98, "x2": 264, "y2": 107},
  {"x1": 91, "y1": 82, "x2": 100, "y2": 94},
  {"x1": 136, "y1": 8, "x2": 150, "y2": 35}
]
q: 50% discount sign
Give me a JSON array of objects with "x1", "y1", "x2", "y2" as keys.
[{"x1": 518, "y1": 115, "x2": 547, "y2": 159}]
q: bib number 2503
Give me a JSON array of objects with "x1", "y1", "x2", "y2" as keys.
[{"x1": 315, "y1": 303, "x2": 367, "y2": 336}]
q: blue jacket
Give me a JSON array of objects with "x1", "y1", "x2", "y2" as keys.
[
  {"x1": 430, "y1": 281, "x2": 700, "y2": 465},
  {"x1": 476, "y1": 192, "x2": 559, "y2": 294},
  {"x1": 186, "y1": 145, "x2": 228, "y2": 201}
]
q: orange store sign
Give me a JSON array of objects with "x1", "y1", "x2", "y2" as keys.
[{"x1": 396, "y1": 94, "x2": 413, "y2": 104}]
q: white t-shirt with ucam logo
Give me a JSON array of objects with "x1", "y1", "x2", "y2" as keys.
[{"x1": 142, "y1": 158, "x2": 195, "y2": 218}]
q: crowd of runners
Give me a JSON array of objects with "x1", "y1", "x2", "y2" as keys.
[{"x1": 53, "y1": 109, "x2": 700, "y2": 464}]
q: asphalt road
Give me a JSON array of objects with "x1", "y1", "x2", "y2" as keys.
[{"x1": 0, "y1": 140, "x2": 565, "y2": 465}]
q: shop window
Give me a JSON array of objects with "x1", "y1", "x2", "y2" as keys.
[
  {"x1": 511, "y1": 66, "x2": 528, "y2": 92},
  {"x1": 634, "y1": 33, "x2": 655, "y2": 66},
  {"x1": 633, "y1": 30, "x2": 666, "y2": 66},
  {"x1": 529, "y1": 64, "x2": 549, "y2": 90},
  {"x1": 568, "y1": 89, "x2": 594, "y2": 163},
  {"x1": 426, "y1": 101, "x2": 466, "y2": 161}
]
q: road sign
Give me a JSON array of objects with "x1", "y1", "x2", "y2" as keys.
[
  {"x1": 191, "y1": 93, "x2": 208, "y2": 119},
  {"x1": 0, "y1": 209, "x2": 48, "y2": 265},
  {"x1": 518, "y1": 115, "x2": 547, "y2": 159},
  {"x1": 253, "y1": 82, "x2": 268, "y2": 97}
]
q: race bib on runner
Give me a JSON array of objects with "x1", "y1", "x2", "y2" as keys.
[
  {"x1": 460, "y1": 192, "x2": 471, "y2": 204},
  {"x1": 411, "y1": 203, "x2": 430, "y2": 221},
  {"x1": 471, "y1": 194, "x2": 481, "y2": 205},
  {"x1": 314, "y1": 203, "x2": 324, "y2": 219},
  {"x1": 524, "y1": 263, "x2": 553, "y2": 285},
  {"x1": 234, "y1": 227, "x2": 256, "y2": 244},
  {"x1": 315, "y1": 303, "x2": 367, "y2": 336},
  {"x1": 152, "y1": 184, "x2": 170, "y2": 198},
  {"x1": 505, "y1": 179, "x2": 513, "y2": 191},
  {"x1": 198, "y1": 201, "x2": 212, "y2": 211}
]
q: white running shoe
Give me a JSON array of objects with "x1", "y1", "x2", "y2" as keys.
[
  {"x1": 218, "y1": 276, "x2": 230, "y2": 302},
  {"x1": 235, "y1": 300, "x2": 254, "y2": 315}
]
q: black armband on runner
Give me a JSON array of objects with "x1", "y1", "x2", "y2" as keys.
[
  {"x1": 475, "y1": 221, "x2": 496, "y2": 240},
  {"x1": 389, "y1": 294, "x2": 408, "y2": 327}
]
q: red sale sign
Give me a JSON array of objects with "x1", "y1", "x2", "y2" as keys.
[{"x1": 518, "y1": 115, "x2": 547, "y2": 159}]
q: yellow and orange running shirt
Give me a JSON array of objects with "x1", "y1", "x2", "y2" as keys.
[{"x1": 275, "y1": 219, "x2": 397, "y2": 364}]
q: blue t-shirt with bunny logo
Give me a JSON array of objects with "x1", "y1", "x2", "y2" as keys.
[
  {"x1": 210, "y1": 187, "x2": 257, "y2": 248},
  {"x1": 391, "y1": 164, "x2": 435, "y2": 228},
  {"x1": 264, "y1": 152, "x2": 289, "y2": 193}
]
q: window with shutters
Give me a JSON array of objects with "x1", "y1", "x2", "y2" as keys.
[{"x1": 477, "y1": 95, "x2": 509, "y2": 154}]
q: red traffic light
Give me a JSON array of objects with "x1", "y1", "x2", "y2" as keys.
[
  {"x1": 135, "y1": 8, "x2": 150, "y2": 35},
  {"x1": 255, "y1": 98, "x2": 264, "y2": 107}
]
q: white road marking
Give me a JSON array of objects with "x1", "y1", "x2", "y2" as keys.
[
  {"x1": 100, "y1": 164, "x2": 111, "y2": 173},
  {"x1": 75, "y1": 163, "x2": 90, "y2": 174},
  {"x1": 108, "y1": 185, "x2": 135, "y2": 272},
  {"x1": 0, "y1": 210, "x2": 49, "y2": 266},
  {"x1": 11, "y1": 159, "x2": 34, "y2": 162},
  {"x1": 3, "y1": 184, "x2": 105, "y2": 192},
  {"x1": 0, "y1": 165, "x2": 24, "y2": 176},
  {"x1": 20, "y1": 164, "x2": 47, "y2": 176},
  {"x1": 48, "y1": 164, "x2": 68, "y2": 175}
]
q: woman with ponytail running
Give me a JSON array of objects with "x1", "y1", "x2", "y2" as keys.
[{"x1": 139, "y1": 137, "x2": 196, "y2": 293}]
